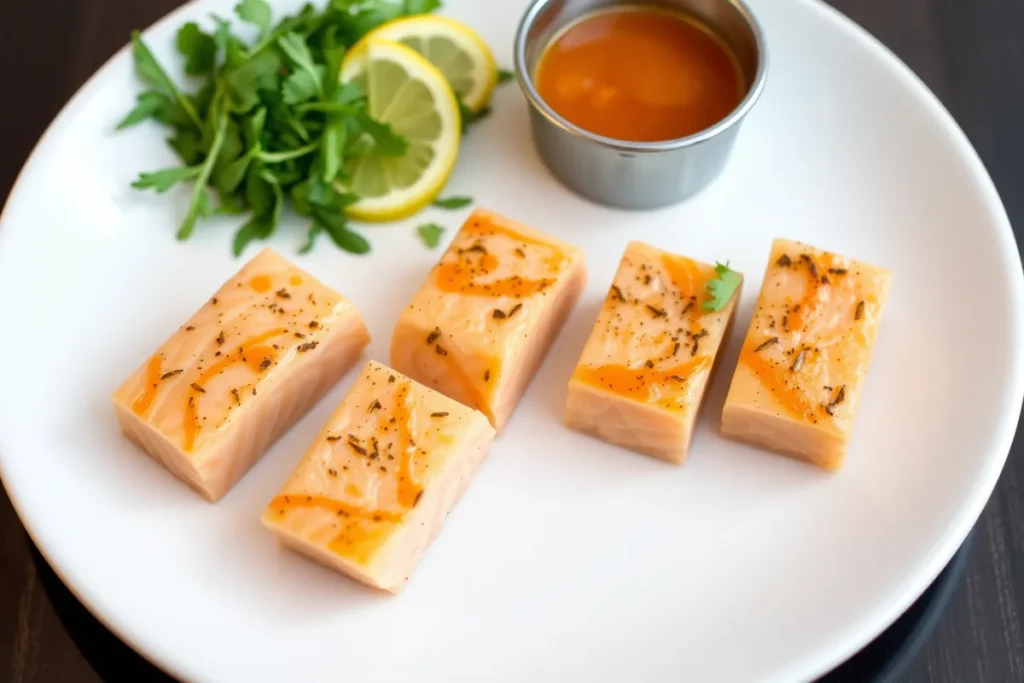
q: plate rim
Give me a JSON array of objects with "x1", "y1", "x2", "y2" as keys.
[
  {"x1": 780, "y1": 2, "x2": 1024, "y2": 674},
  {"x1": 0, "y1": 0, "x2": 1021, "y2": 681}
]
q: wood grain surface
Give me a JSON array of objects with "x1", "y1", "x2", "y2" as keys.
[{"x1": 0, "y1": 0, "x2": 1021, "y2": 681}]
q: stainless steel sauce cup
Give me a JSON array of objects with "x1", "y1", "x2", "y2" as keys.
[{"x1": 514, "y1": 0, "x2": 768, "y2": 209}]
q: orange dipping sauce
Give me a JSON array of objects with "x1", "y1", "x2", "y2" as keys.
[{"x1": 535, "y1": 6, "x2": 746, "y2": 142}]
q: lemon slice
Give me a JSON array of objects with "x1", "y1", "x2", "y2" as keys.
[
  {"x1": 339, "y1": 39, "x2": 461, "y2": 222},
  {"x1": 357, "y1": 16, "x2": 497, "y2": 112}
]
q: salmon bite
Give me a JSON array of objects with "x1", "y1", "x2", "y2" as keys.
[
  {"x1": 262, "y1": 361, "x2": 496, "y2": 593},
  {"x1": 566, "y1": 242, "x2": 742, "y2": 463},
  {"x1": 391, "y1": 208, "x2": 587, "y2": 430},
  {"x1": 112, "y1": 249, "x2": 371, "y2": 501},
  {"x1": 720, "y1": 239, "x2": 892, "y2": 469}
]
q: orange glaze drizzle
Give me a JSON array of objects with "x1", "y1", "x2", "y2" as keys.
[
  {"x1": 393, "y1": 382, "x2": 423, "y2": 508},
  {"x1": 182, "y1": 327, "x2": 288, "y2": 451},
  {"x1": 270, "y1": 380, "x2": 441, "y2": 559},
  {"x1": 242, "y1": 345, "x2": 279, "y2": 373},
  {"x1": 660, "y1": 253, "x2": 716, "y2": 334},
  {"x1": 250, "y1": 275, "x2": 271, "y2": 292},
  {"x1": 662, "y1": 253, "x2": 708, "y2": 296},
  {"x1": 131, "y1": 354, "x2": 164, "y2": 416},
  {"x1": 740, "y1": 344, "x2": 819, "y2": 421},
  {"x1": 434, "y1": 265, "x2": 557, "y2": 298},
  {"x1": 787, "y1": 253, "x2": 838, "y2": 332},
  {"x1": 574, "y1": 355, "x2": 711, "y2": 410},
  {"x1": 445, "y1": 354, "x2": 499, "y2": 422},
  {"x1": 741, "y1": 251, "x2": 851, "y2": 422},
  {"x1": 462, "y1": 214, "x2": 564, "y2": 249},
  {"x1": 433, "y1": 216, "x2": 569, "y2": 297}
]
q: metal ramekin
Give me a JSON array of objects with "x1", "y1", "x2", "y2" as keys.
[{"x1": 514, "y1": 0, "x2": 768, "y2": 209}]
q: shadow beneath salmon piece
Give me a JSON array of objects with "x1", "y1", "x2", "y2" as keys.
[
  {"x1": 350, "y1": 262, "x2": 432, "y2": 366},
  {"x1": 199, "y1": 486, "x2": 388, "y2": 626},
  {"x1": 528, "y1": 294, "x2": 603, "y2": 427},
  {"x1": 691, "y1": 291, "x2": 756, "y2": 445},
  {"x1": 81, "y1": 394, "x2": 207, "y2": 510}
]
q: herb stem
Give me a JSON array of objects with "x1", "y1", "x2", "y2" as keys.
[
  {"x1": 177, "y1": 112, "x2": 228, "y2": 240},
  {"x1": 259, "y1": 140, "x2": 321, "y2": 163},
  {"x1": 179, "y1": 98, "x2": 203, "y2": 132},
  {"x1": 296, "y1": 102, "x2": 361, "y2": 115}
]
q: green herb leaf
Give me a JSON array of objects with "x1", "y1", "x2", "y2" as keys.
[
  {"x1": 320, "y1": 117, "x2": 348, "y2": 182},
  {"x1": 212, "y1": 16, "x2": 250, "y2": 69},
  {"x1": 330, "y1": 0, "x2": 404, "y2": 39},
  {"x1": 189, "y1": 83, "x2": 216, "y2": 122},
  {"x1": 312, "y1": 181, "x2": 359, "y2": 212},
  {"x1": 403, "y1": 0, "x2": 442, "y2": 13},
  {"x1": 216, "y1": 119, "x2": 246, "y2": 169},
  {"x1": 352, "y1": 111, "x2": 407, "y2": 156},
  {"x1": 131, "y1": 166, "x2": 201, "y2": 193},
  {"x1": 290, "y1": 179, "x2": 313, "y2": 216},
  {"x1": 178, "y1": 113, "x2": 230, "y2": 240},
  {"x1": 233, "y1": 213, "x2": 274, "y2": 255},
  {"x1": 215, "y1": 190, "x2": 247, "y2": 215},
  {"x1": 233, "y1": 175, "x2": 282, "y2": 255},
  {"x1": 459, "y1": 100, "x2": 491, "y2": 133},
  {"x1": 321, "y1": 26, "x2": 346, "y2": 98},
  {"x1": 223, "y1": 49, "x2": 282, "y2": 113},
  {"x1": 277, "y1": 32, "x2": 324, "y2": 99},
  {"x1": 216, "y1": 149, "x2": 255, "y2": 195},
  {"x1": 234, "y1": 0, "x2": 273, "y2": 37},
  {"x1": 156, "y1": 100, "x2": 194, "y2": 128},
  {"x1": 167, "y1": 129, "x2": 205, "y2": 165},
  {"x1": 432, "y1": 195, "x2": 472, "y2": 210},
  {"x1": 269, "y1": 102, "x2": 313, "y2": 143},
  {"x1": 299, "y1": 223, "x2": 323, "y2": 253},
  {"x1": 321, "y1": 220, "x2": 371, "y2": 254},
  {"x1": 282, "y1": 66, "x2": 326, "y2": 104},
  {"x1": 242, "y1": 107, "x2": 267, "y2": 148},
  {"x1": 299, "y1": 200, "x2": 367, "y2": 254},
  {"x1": 334, "y1": 81, "x2": 366, "y2": 105},
  {"x1": 117, "y1": 90, "x2": 171, "y2": 130},
  {"x1": 211, "y1": 15, "x2": 233, "y2": 55},
  {"x1": 130, "y1": 31, "x2": 203, "y2": 129},
  {"x1": 176, "y1": 22, "x2": 217, "y2": 76},
  {"x1": 417, "y1": 222, "x2": 445, "y2": 248},
  {"x1": 703, "y1": 262, "x2": 742, "y2": 312},
  {"x1": 245, "y1": 163, "x2": 276, "y2": 216},
  {"x1": 193, "y1": 187, "x2": 217, "y2": 218},
  {"x1": 496, "y1": 68, "x2": 514, "y2": 85}
]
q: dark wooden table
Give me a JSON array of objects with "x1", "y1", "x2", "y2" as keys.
[{"x1": 1, "y1": 0, "x2": 1022, "y2": 681}]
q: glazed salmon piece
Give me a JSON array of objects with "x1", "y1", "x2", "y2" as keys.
[
  {"x1": 112, "y1": 249, "x2": 370, "y2": 501},
  {"x1": 566, "y1": 242, "x2": 742, "y2": 463},
  {"x1": 721, "y1": 239, "x2": 892, "y2": 469},
  {"x1": 262, "y1": 361, "x2": 496, "y2": 593},
  {"x1": 391, "y1": 208, "x2": 586, "y2": 430}
]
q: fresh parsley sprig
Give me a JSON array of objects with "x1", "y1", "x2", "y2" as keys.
[
  {"x1": 704, "y1": 262, "x2": 742, "y2": 311},
  {"x1": 120, "y1": 0, "x2": 442, "y2": 256},
  {"x1": 432, "y1": 195, "x2": 473, "y2": 209},
  {"x1": 417, "y1": 222, "x2": 445, "y2": 248}
]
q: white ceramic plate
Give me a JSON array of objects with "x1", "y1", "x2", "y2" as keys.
[{"x1": 0, "y1": 0, "x2": 1021, "y2": 681}]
